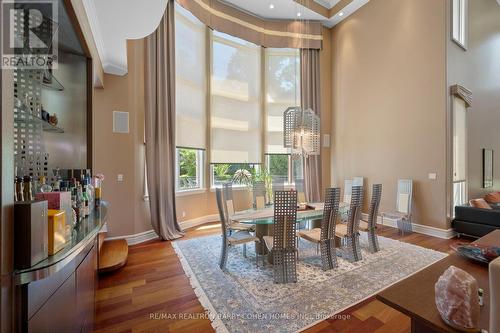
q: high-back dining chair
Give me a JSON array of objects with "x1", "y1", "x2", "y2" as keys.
[
  {"x1": 381, "y1": 179, "x2": 413, "y2": 235},
  {"x1": 343, "y1": 179, "x2": 353, "y2": 204},
  {"x1": 222, "y1": 182, "x2": 233, "y2": 202},
  {"x1": 335, "y1": 186, "x2": 363, "y2": 262},
  {"x1": 224, "y1": 191, "x2": 254, "y2": 233},
  {"x1": 297, "y1": 188, "x2": 341, "y2": 270},
  {"x1": 263, "y1": 191, "x2": 298, "y2": 283},
  {"x1": 359, "y1": 184, "x2": 382, "y2": 253},
  {"x1": 253, "y1": 180, "x2": 266, "y2": 208},
  {"x1": 216, "y1": 188, "x2": 261, "y2": 270},
  {"x1": 353, "y1": 176, "x2": 365, "y2": 203},
  {"x1": 294, "y1": 179, "x2": 307, "y2": 203}
]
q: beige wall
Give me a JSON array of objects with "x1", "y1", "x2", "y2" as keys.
[
  {"x1": 330, "y1": 0, "x2": 449, "y2": 229},
  {"x1": 447, "y1": 0, "x2": 500, "y2": 199},
  {"x1": 93, "y1": 39, "x2": 151, "y2": 238}
]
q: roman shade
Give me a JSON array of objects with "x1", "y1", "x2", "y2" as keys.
[
  {"x1": 175, "y1": 5, "x2": 207, "y2": 150},
  {"x1": 210, "y1": 31, "x2": 262, "y2": 164},
  {"x1": 176, "y1": 0, "x2": 323, "y2": 50}
]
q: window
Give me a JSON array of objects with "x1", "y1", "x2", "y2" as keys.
[
  {"x1": 176, "y1": 148, "x2": 204, "y2": 192},
  {"x1": 211, "y1": 163, "x2": 260, "y2": 188},
  {"x1": 210, "y1": 31, "x2": 262, "y2": 164},
  {"x1": 173, "y1": 8, "x2": 303, "y2": 193},
  {"x1": 266, "y1": 154, "x2": 303, "y2": 185},
  {"x1": 452, "y1": 0, "x2": 467, "y2": 49}
]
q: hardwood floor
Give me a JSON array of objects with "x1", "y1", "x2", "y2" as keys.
[{"x1": 94, "y1": 224, "x2": 471, "y2": 333}]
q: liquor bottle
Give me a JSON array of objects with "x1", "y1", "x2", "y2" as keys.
[
  {"x1": 72, "y1": 187, "x2": 81, "y2": 225},
  {"x1": 39, "y1": 176, "x2": 52, "y2": 193},
  {"x1": 15, "y1": 176, "x2": 24, "y2": 202},
  {"x1": 76, "y1": 183, "x2": 84, "y2": 223},
  {"x1": 94, "y1": 177, "x2": 101, "y2": 209},
  {"x1": 82, "y1": 183, "x2": 90, "y2": 217},
  {"x1": 85, "y1": 175, "x2": 94, "y2": 211},
  {"x1": 23, "y1": 176, "x2": 33, "y2": 201}
]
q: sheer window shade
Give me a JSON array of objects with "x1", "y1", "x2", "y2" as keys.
[
  {"x1": 175, "y1": 5, "x2": 206, "y2": 150},
  {"x1": 265, "y1": 49, "x2": 300, "y2": 154},
  {"x1": 210, "y1": 31, "x2": 262, "y2": 164}
]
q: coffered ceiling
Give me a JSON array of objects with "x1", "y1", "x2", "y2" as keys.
[
  {"x1": 83, "y1": 0, "x2": 369, "y2": 76},
  {"x1": 222, "y1": 0, "x2": 369, "y2": 27}
]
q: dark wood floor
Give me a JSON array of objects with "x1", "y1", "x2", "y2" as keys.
[{"x1": 93, "y1": 224, "x2": 471, "y2": 333}]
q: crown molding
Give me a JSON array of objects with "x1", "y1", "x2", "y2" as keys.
[{"x1": 82, "y1": 0, "x2": 107, "y2": 69}]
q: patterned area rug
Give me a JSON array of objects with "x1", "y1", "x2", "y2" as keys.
[{"x1": 172, "y1": 232, "x2": 446, "y2": 333}]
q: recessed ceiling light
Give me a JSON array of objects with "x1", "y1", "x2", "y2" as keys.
[
  {"x1": 269, "y1": 3, "x2": 274, "y2": 9},
  {"x1": 297, "y1": 12, "x2": 302, "y2": 17},
  {"x1": 339, "y1": 12, "x2": 344, "y2": 17}
]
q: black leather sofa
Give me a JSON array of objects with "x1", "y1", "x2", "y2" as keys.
[{"x1": 453, "y1": 205, "x2": 500, "y2": 237}]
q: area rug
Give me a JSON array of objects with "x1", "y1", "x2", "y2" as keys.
[{"x1": 172, "y1": 232, "x2": 447, "y2": 333}]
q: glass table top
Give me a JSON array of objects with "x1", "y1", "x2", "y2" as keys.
[
  {"x1": 233, "y1": 202, "x2": 351, "y2": 225},
  {"x1": 236, "y1": 208, "x2": 325, "y2": 225}
]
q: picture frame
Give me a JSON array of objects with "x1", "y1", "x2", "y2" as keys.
[{"x1": 483, "y1": 149, "x2": 494, "y2": 188}]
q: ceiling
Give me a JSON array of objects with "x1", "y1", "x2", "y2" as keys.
[
  {"x1": 221, "y1": 0, "x2": 369, "y2": 27},
  {"x1": 83, "y1": 0, "x2": 167, "y2": 75},
  {"x1": 83, "y1": 0, "x2": 369, "y2": 76}
]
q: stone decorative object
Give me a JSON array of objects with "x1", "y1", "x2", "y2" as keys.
[{"x1": 435, "y1": 266, "x2": 480, "y2": 331}]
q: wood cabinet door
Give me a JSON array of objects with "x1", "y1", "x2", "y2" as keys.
[
  {"x1": 28, "y1": 273, "x2": 77, "y2": 333},
  {"x1": 76, "y1": 244, "x2": 97, "y2": 333}
]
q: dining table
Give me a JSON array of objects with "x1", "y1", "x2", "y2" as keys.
[{"x1": 231, "y1": 202, "x2": 351, "y2": 256}]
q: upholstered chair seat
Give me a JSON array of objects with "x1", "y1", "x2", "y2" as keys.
[
  {"x1": 228, "y1": 231, "x2": 260, "y2": 246},
  {"x1": 263, "y1": 235, "x2": 274, "y2": 251},
  {"x1": 358, "y1": 220, "x2": 369, "y2": 232},
  {"x1": 297, "y1": 228, "x2": 321, "y2": 243},
  {"x1": 335, "y1": 223, "x2": 349, "y2": 237}
]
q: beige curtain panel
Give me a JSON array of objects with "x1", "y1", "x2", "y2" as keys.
[
  {"x1": 176, "y1": 0, "x2": 323, "y2": 49},
  {"x1": 144, "y1": 0, "x2": 184, "y2": 240},
  {"x1": 301, "y1": 49, "x2": 322, "y2": 202}
]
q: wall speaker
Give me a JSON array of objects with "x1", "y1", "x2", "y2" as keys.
[{"x1": 113, "y1": 111, "x2": 129, "y2": 134}]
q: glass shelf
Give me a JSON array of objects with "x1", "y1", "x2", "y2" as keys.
[
  {"x1": 42, "y1": 69, "x2": 65, "y2": 91},
  {"x1": 14, "y1": 107, "x2": 65, "y2": 133}
]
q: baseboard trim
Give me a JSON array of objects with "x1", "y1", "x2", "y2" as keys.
[
  {"x1": 105, "y1": 229, "x2": 159, "y2": 246},
  {"x1": 179, "y1": 214, "x2": 219, "y2": 230},
  {"x1": 104, "y1": 214, "x2": 220, "y2": 245},
  {"x1": 362, "y1": 213, "x2": 456, "y2": 240},
  {"x1": 107, "y1": 212, "x2": 456, "y2": 246}
]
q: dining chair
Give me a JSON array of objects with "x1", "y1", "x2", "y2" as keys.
[
  {"x1": 216, "y1": 188, "x2": 261, "y2": 270},
  {"x1": 381, "y1": 179, "x2": 413, "y2": 235},
  {"x1": 343, "y1": 179, "x2": 353, "y2": 204},
  {"x1": 263, "y1": 190, "x2": 298, "y2": 283},
  {"x1": 225, "y1": 198, "x2": 255, "y2": 232},
  {"x1": 353, "y1": 176, "x2": 365, "y2": 203},
  {"x1": 359, "y1": 184, "x2": 382, "y2": 253},
  {"x1": 222, "y1": 181, "x2": 233, "y2": 201},
  {"x1": 295, "y1": 179, "x2": 307, "y2": 203},
  {"x1": 297, "y1": 188, "x2": 341, "y2": 270},
  {"x1": 252, "y1": 180, "x2": 266, "y2": 208},
  {"x1": 335, "y1": 186, "x2": 363, "y2": 262}
]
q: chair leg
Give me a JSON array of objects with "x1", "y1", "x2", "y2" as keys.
[
  {"x1": 243, "y1": 243, "x2": 247, "y2": 258},
  {"x1": 367, "y1": 230, "x2": 380, "y2": 253},
  {"x1": 320, "y1": 238, "x2": 337, "y2": 270},
  {"x1": 344, "y1": 235, "x2": 362, "y2": 263},
  {"x1": 219, "y1": 238, "x2": 228, "y2": 270}
]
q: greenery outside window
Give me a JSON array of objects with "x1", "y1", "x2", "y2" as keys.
[
  {"x1": 176, "y1": 148, "x2": 204, "y2": 192},
  {"x1": 266, "y1": 154, "x2": 303, "y2": 185},
  {"x1": 211, "y1": 163, "x2": 261, "y2": 188}
]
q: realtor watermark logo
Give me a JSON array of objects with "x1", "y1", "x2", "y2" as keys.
[{"x1": 1, "y1": 0, "x2": 58, "y2": 69}]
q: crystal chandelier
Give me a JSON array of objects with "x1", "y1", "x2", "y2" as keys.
[{"x1": 283, "y1": 106, "x2": 320, "y2": 158}]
